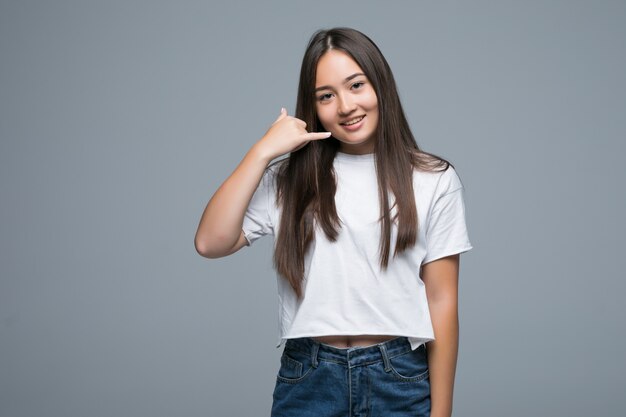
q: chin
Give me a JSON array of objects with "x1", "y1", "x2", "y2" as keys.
[{"x1": 336, "y1": 136, "x2": 373, "y2": 145}]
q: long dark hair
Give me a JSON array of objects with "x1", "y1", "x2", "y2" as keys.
[{"x1": 270, "y1": 27, "x2": 451, "y2": 300}]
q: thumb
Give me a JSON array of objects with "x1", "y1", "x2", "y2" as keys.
[{"x1": 274, "y1": 107, "x2": 288, "y2": 123}]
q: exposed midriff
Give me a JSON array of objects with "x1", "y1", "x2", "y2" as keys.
[{"x1": 312, "y1": 334, "x2": 399, "y2": 348}]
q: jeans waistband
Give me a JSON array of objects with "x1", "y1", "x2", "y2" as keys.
[{"x1": 284, "y1": 336, "x2": 420, "y2": 368}]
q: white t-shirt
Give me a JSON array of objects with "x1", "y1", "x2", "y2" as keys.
[{"x1": 242, "y1": 151, "x2": 473, "y2": 350}]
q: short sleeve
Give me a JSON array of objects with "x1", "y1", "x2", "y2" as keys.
[
  {"x1": 241, "y1": 167, "x2": 276, "y2": 246},
  {"x1": 423, "y1": 167, "x2": 473, "y2": 265}
]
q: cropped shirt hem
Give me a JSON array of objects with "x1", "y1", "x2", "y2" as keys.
[{"x1": 276, "y1": 333, "x2": 435, "y2": 351}]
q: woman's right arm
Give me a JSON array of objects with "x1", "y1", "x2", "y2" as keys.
[
  {"x1": 194, "y1": 108, "x2": 331, "y2": 259},
  {"x1": 194, "y1": 143, "x2": 272, "y2": 258}
]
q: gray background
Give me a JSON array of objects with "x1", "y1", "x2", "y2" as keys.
[{"x1": 1, "y1": 1, "x2": 625, "y2": 416}]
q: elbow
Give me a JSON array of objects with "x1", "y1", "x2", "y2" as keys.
[
  {"x1": 194, "y1": 233, "x2": 232, "y2": 259},
  {"x1": 193, "y1": 229, "x2": 205, "y2": 256},
  {"x1": 194, "y1": 235, "x2": 218, "y2": 259},
  {"x1": 194, "y1": 239, "x2": 210, "y2": 258}
]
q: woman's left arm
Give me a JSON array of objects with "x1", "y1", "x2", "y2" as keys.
[{"x1": 421, "y1": 253, "x2": 461, "y2": 417}]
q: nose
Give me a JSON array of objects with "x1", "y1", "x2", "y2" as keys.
[{"x1": 337, "y1": 93, "x2": 357, "y2": 116}]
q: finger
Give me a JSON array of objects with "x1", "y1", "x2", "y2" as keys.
[
  {"x1": 294, "y1": 118, "x2": 307, "y2": 128},
  {"x1": 302, "y1": 132, "x2": 332, "y2": 141},
  {"x1": 274, "y1": 107, "x2": 287, "y2": 124}
]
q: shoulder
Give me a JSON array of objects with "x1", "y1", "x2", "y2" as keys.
[
  {"x1": 268, "y1": 156, "x2": 290, "y2": 173},
  {"x1": 434, "y1": 165, "x2": 464, "y2": 195},
  {"x1": 262, "y1": 157, "x2": 287, "y2": 182},
  {"x1": 412, "y1": 161, "x2": 465, "y2": 202},
  {"x1": 258, "y1": 157, "x2": 289, "y2": 197},
  {"x1": 412, "y1": 161, "x2": 459, "y2": 185}
]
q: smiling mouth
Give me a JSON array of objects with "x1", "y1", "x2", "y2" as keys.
[{"x1": 340, "y1": 115, "x2": 365, "y2": 126}]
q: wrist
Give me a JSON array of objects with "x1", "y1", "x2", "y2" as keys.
[{"x1": 248, "y1": 142, "x2": 274, "y2": 165}]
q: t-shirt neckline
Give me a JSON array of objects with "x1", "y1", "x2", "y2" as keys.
[{"x1": 335, "y1": 151, "x2": 375, "y2": 162}]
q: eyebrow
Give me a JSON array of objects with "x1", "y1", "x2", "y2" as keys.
[{"x1": 314, "y1": 72, "x2": 366, "y2": 92}]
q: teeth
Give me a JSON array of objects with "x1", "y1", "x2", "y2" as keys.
[{"x1": 342, "y1": 116, "x2": 364, "y2": 126}]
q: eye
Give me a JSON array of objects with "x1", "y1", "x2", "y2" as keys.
[
  {"x1": 317, "y1": 93, "x2": 333, "y2": 102},
  {"x1": 351, "y1": 81, "x2": 365, "y2": 89}
]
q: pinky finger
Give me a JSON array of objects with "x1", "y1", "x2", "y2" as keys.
[{"x1": 303, "y1": 132, "x2": 332, "y2": 141}]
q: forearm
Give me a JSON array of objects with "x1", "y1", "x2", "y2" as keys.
[
  {"x1": 425, "y1": 299, "x2": 459, "y2": 417},
  {"x1": 194, "y1": 144, "x2": 272, "y2": 257}
]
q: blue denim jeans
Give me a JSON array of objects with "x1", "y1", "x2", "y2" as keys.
[{"x1": 271, "y1": 336, "x2": 431, "y2": 416}]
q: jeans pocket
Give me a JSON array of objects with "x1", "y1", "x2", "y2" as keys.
[
  {"x1": 276, "y1": 348, "x2": 316, "y2": 384},
  {"x1": 387, "y1": 346, "x2": 430, "y2": 382},
  {"x1": 278, "y1": 353, "x2": 303, "y2": 379}
]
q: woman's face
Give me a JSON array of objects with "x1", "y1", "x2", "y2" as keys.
[{"x1": 314, "y1": 50, "x2": 379, "y2": 155}]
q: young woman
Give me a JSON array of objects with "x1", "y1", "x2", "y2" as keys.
[{"x1": 195, "y1": 27, "x2": 473, "y2": 417}]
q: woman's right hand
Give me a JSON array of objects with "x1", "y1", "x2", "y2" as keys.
[{"x1": 255, "y1": 108, "x2": 332, "y2": 161}]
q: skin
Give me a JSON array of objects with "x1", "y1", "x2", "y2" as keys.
[
  {"x1": 195, "y1": 47, "x2": 459, "y2": 417},
  {"x1": 194, "y1": 109, "x2": 330, "y2": 258},
  {"x1": 422, "y1": 254, "x2": 460, "y2": 417},
  {"x1": 314, "y1": 49, "x2": 379, "y2": 156}
]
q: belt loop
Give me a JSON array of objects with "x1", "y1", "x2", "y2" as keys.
[
  {"x1": 378, "y1": 342, "x2": 392, "y2": 372},
  {"x1": 311, "y1": 341, "x2": 320, "y2": 368}
]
